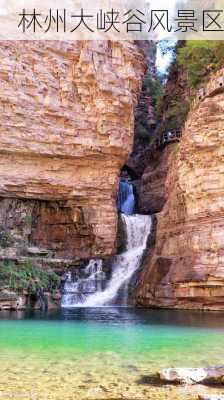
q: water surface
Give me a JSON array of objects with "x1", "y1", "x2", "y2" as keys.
[{"x1": 0, "y1": 308, "x2": 224, "y2": 399}]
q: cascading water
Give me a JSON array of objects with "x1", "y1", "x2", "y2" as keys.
[
  {"x1": 117, "y1": 180, "x2": 135, "y2": 215},
  {"x1": 84, "y1": 214, "x2": 151, "y2": 306},
  {"x1": 61, "y1": 179, "x2": 151, "y2": 308},
  {"x1": 61, "y1": 214, "x2": 151, "y2": 308},
  {"x1": 61, "y1": 260, "x2": 106, "y2": 307}
]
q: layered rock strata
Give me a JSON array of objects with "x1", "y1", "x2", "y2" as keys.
[
  {"x1": 0, "y1": 40, "x2": 145, "y2": 261},
  {"x1": 137, "y1": 68, "x2": 224, "y2": 310},
  {"x1": 138, "y1": 144, "x2": 176, "y2": 214}
]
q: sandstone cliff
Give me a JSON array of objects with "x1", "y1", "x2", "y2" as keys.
[
  {"x1": 137, "y1": 68, "x2": 224, "y2": 310},
  {"x1": 0, "y1": 41, "x2": 145, "y2": 262},
  {"x1": 138, "y1": 145, "x2": 176, "y2": 214}
]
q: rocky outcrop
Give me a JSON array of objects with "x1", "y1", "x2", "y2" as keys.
[
  {"x1": 124, "y1": 41, "x2": 157, "y2": 180},
  {"x1": 0, "y1": 289, "x2": 60, "y2": 311},
  {"x1": 138, "y1": 144, "x2": 176, "y2": 214},
  {"x1": 154, "y1": 50, "x2": 190, "y2": 138},
  {"x1": 0, "y1": 41, "x2": 145, "y2": 261},
  {"x1": 136, "y1": 68, "x2": 224, "y2": 310},
  {"x1": 0, "y1": 291, "x2": 22, "y2": 310}
]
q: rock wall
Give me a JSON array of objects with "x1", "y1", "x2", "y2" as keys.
[
  {"x1": 138, "y1": 144, "x2": 176, "y2": 214},
  {"x1": 124, "y1": 41, "x2": 157, "y2": 180},
  {"x1": 136, "y1": 68, "x2": 224, "y2": 311},
  {"x1": 0, "y1": 41, "x2": 145, "y2": 262}
]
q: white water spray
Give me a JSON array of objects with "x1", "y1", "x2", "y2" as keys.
[{"x1": 61, "y1": 214, "x2": 151, "y2": 308}]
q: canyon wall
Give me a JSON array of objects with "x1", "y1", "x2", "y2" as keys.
[
  {"x1": 137, "y1": 69, "x2": 224, "y2": 311},
  {"x1": 0, "y1": 40, "x2": 145, "y2": 262}
]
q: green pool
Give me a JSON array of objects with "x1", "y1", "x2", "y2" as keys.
[{"x1": 0, "y1": 308, "x2": 224, "y2": 399}]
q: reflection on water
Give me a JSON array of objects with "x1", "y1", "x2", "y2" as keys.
[
  {"x1": 2, "y1": 307, "x2": 224, "y2": 329},
  {"x1": 0, "y1": 308, "x2": 224, "y2": 400}
]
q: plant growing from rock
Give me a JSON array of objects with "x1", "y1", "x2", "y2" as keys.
[
  {"x1": 0, "y1": 261, "x2": 60, "y2": 295},
  {"x1": 177, "y1": 41, "x2": 224, "y2": 89},
  {"x1": 0, "y1": 228, "x2": 14, "y2": 248}
]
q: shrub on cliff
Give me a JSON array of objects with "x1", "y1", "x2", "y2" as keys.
[
  {"x1": 0, "y1": 228, "x2": 14, "y2": 248},
  {"x1": 135, "y1": 75, "x2": 163, "y2": 143},
  {"x1": 177, "y1": 41, "x2": 224, "y2": 88},
  {"x1": 142, "y1": 76, "x2": 163, "y2": 107},
  {"x1": 155, "y1": 40, "x2": 224, "y2": 137},
  {"x1": 0, "y1": 261, "x2": 60, "y2": 294}
]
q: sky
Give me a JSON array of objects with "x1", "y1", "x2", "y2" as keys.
[
  {"x1": 156, "y1": 45, "x2": 175, "y2": 74},
  {"x1": 149, "y1": 0, "x2": 180, "y2": 73}
]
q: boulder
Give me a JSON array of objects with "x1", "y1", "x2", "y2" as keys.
[
  {"x1": 198, "y1": 396, "x2": 224, "y2": 400},
  {"x1": 160, "y1": 366, "x2": 224, "y2": 385}
]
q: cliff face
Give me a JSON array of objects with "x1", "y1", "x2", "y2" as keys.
[
  {"x1": 124, "y1": 41, "x2": 157, "y2": 181},
  {"x1": 0, "y1": 41, "x2": 145, "y2": 261},
  {"x1": 137, "y1": 69, "x2": 224, "y2": 310},
  {"x1": 138, "y1": 145, "x2": 176, "y2": 214}
]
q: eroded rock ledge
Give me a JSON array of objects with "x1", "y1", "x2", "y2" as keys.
[
  {"x1": 0, "y1": 41, "x2": 145, "y2": 260},
  {"x1": 137, "y1": 68, "x2": 224, "y2": 311}
]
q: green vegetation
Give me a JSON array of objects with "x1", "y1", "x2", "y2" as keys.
[
  {"x1": 158, "y1": 96, "x2": 190, "y2": 131},
  {"x1": 23, "y1": 214, "x2": 33, "y2": 225},
  {"x1": 0, "y1": 261, "x2": 60, "y2": 294},
  {"x1": 155, "y1": 61, "x2": 190, "y2": 133},
  {"x1": 135, "y1": 75, "x2": 163, "y2": 142},
  {"x1": 135, "y1": 40, "x2": 224, "y2": 144},
  {"x1": 154, "y1": 40, "x2": 224, "y2": 137},
  {"x1": 0, "y1": 228, "x2": 14, "y2": 248},
  {"x1": 177, "y1": 41, "x2": 224, "y2": 88},
  {"x1": 142, "y1": 76, "x2": 164, "y2": 108}
]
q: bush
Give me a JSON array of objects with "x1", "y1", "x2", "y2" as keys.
[
  {"x1": 0, "y1": 261, "x2": 60, "y2": 294},
  {"x1": 0, "y1": 228, "x2": 14, "y2": 248},
  {"x1": 142, "y1": 76, "x2": 164, "y2": 107},
  {"x1": 177, "y1": 41, "x2": 224, "y2": 88},
  {"x1": 165, "y1": 99, "x2": 190, "y2": 128}
]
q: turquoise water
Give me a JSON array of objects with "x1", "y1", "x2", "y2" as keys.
[{"x1": 0, "y1": 308, "x2": 224, "y2": 399}]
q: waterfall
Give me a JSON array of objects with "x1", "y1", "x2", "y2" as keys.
[
  {"x1": 117, "y1": 180, "x2": 135, "y2": 215},
  {"x1": 61, "y1": 260, "x2": 106, "y2": 307},
  {"x1": 61, "y1": 214, "x2": 151, "y2": 308}
]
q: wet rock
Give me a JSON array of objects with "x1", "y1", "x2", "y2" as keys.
[
  {"x1": 117, "y1": 213, "x2": 127, "y2": 253},
  {"x1": 160, "y1": 366, "x2": 224, "y2": 385},
  {"x1": 0, "y1": 291, "x2": 26, "y2": 310},
  {"x1": 137, "y1": 374, "x2": 164, "y2": 387},
  {"x1": 126, "y1": 364, "x2": 139, "y2": 372}
]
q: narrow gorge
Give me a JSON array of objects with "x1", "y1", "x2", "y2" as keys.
[
  {"x1": 0, "y1": 30, "x2": 224, "y2": 400},
  {"x1": 0, "y1": 39, "x2": 223, "y2": 313}
]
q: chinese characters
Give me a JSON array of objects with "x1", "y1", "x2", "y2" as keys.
[{"x1": 17, "y1": 8, "x2": 224, "y2": 36}]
